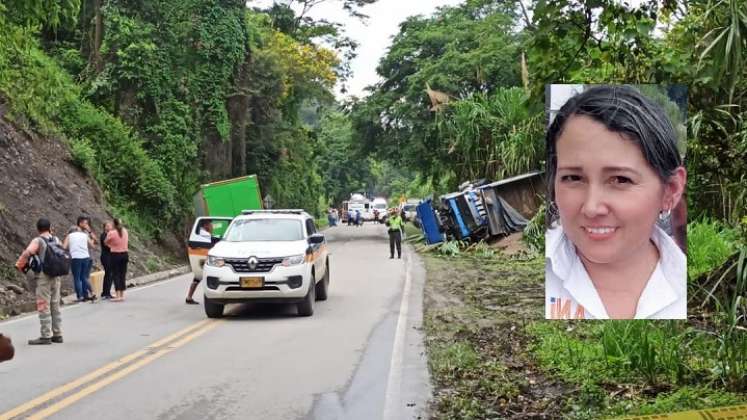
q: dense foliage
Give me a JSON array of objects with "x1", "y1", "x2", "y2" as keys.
[{"x1": 0, "y1": 0, "x2": 380, "y2": 236}]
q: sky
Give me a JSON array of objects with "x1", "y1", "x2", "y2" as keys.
[{"x1": 249, "y1": 0, "x2": 465, "y2": 100}]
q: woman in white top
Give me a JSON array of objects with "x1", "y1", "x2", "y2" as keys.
[
  {"x1": 64, "y1": 216, "x2": 97, "y2": 302},
  {"x1": 545, "y1": 85, "x2": 687, "y2": 320}
]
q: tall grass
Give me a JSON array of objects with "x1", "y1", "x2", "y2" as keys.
[{"x1": 687, "y1": 218, "x2": 738, "y2": 282}]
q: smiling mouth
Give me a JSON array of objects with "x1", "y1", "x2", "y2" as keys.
[{"x1": 583, "y1": 226, "x2": 618, "y2": 239}]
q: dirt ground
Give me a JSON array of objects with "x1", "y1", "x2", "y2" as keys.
[
  {"x1": 0, "y1": 98, "x2": 184, "y2": 317},
  {"x1": 421, "y1": 249, "x2": 578, "y2": 419}
]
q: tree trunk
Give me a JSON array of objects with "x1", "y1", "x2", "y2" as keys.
[
  {"x1": 90, "y1": 0, "x2": 104, "y2": 73},
  {"x1": 227, "y1": 50, "x2": 252, "y2": 177}
]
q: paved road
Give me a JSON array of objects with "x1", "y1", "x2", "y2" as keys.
[{"x1": 0, "y1": 223, "x2": 430, "y2": 420}]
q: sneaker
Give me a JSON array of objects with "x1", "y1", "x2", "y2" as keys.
[
  {"x1": 28, "y1": 337, "x2": 52, "y2": 345},
  {"x1": 185, "y1": 298, "x2": 199, "y2": 305},
  {"x1": 101, "y1": 295, "x2": 112, "y2": 300},
  {"x1": 51, "y1": 336, "x2": 64, "y2": 343}
]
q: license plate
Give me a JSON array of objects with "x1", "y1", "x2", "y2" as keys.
[{"x1": 240, "y1": 276, "x2": 264, "y2": 288}]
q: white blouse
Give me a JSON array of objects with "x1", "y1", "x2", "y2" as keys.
[{"x1": 545, "y1": 225, "x2": 687, "y2": 319}]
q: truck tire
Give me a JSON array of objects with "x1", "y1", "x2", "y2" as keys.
[
  {"x1": 315, "y1": 261, "x2": 329, "y2": 301},
  {"x1": 297, "y1": 274, "x2": 316, "y2": 317},
  {"x1": 204, "y1": 296, "x2": 224, "y2": 318}
]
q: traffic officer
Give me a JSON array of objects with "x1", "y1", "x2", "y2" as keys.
[{"x1": 385, "y1": 208, "x2": 404, "y2": 259}]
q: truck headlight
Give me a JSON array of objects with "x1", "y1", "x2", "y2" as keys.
[
  {"x1": 207, "y1": 256, "x2": 225, "y2": 267},
  {"x1": 281, "y1": 255, "x2": 304, "y2": 267}
]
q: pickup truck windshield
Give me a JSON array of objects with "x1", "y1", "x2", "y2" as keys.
[{"x1": 224, "y1": 219, "x2": 304, "y2": 242}]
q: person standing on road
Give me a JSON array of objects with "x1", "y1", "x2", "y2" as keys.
[
  {"x1": 64, "y1": 216, "x2": 97, "y2": 302},
  {"x1": 105, "y1": 218, "x2": 129, "y2": 302},
  {"x1": 386, "y1": 208, "x2": 404, "y2": 259},
  {"x1": 347, "y1": 209, "x2": 354, "y2": 226},
  {"x1": 15, "y1": 218, "x2": 65, "y2": 345},
  {"x1": 355, "y1": 209, "x2": 361, "y2": 227},
  {"x1": 186, "y1": 219, "x2": 216, "y2": 305},
  {"x1": 100, "y1": 221, "x2": 114, "y2": 299}
]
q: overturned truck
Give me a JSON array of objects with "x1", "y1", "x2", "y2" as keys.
[{"x1": 416, "y1": 171, "x2": 544, "y2": 245}]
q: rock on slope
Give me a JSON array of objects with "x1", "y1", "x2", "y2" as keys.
[{"x1": 0, "y1": 99, "x2": 184, "y2": 316}]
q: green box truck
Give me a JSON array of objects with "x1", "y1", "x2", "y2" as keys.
[
  {"x1": 188, "y1": 175, "x2": 263, "y2": 284},
  {"x1": 193, "y1": 175, "x2": 263, "y2": 217}
]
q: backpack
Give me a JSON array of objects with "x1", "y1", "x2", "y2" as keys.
[{"x1": 38, "y1": 236, "x2": 71, "y2": 277}]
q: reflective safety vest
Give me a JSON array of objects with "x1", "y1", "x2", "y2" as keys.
[{"x1": 388, "y1": 215, "x2": 403, "y2": 231}]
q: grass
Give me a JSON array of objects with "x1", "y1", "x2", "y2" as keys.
[
  {"x1": 415, "y1": 227, "x2": 747, "y2": 419},
  {"x1": 688, "y1": 218, "x2": 739, "y2": 282},
  {"x1": 144, "y1": 257, "x2": 160, "y2": 273}
]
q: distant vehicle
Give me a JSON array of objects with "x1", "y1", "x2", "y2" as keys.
[
  {"x1": 400, "y1": 200, "x2": 420, "y2": 221},
  {"x1": 188, "y1": 175, "x2": 263, "y2": 283},
  {"x1": 202, "y1": 210, "x2": 330, "y2": 318},
  {"x1": 347, "y1": 193, "x2": 373, "y2": 222},
  {"x1": 372, "y1": 197, "x2": 387, "y2": 223}
]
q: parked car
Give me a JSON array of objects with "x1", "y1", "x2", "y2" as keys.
[{"x1": 202, "y1": 209, "x2": 330, "y2": 317}]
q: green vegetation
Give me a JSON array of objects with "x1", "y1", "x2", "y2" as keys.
[
  {"x1": 0, "y1": 0, "x2": 380, "y2": 239},
  {"x1": 688, "y1": 218, "x2": 739, "y2": 281},
  {"x1": 4, "y1": 0, "x2": 747, "y2": 416}
]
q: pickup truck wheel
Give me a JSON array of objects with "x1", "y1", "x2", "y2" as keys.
[
  {"x1": 315, "y1": 261, "x2": 329, "y2": 301},
  {"x1": 204, "y1": 296, "x2": 224, "y2": 318},
  {"x1": 297, "y1": 274, "x2": 315, "y2": 316}
]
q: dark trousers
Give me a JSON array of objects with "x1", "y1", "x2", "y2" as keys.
[
  {"x1": 109, "y1": 252, "x2": 129, "y2": 292},
  {"x1": 389, "y1": 230, "x2": 402, "y2": 257},
  {"x1": 101, "y1": 254, "x2": 113, "y2": 297}
]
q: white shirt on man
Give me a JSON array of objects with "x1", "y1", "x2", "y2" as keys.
[
  {"x1": 545, "y1": 224, "x2": 686, "y2": 320},
  {"x1": 67, "y1": 231, "x2": 91, "y2": 259}
]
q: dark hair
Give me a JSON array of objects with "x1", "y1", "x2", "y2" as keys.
[
  {"x1": 77, "y1": 215, "x2": 90, "y2": 226},
  {"x1": 113, "y1": 218, "x2": 124, "y2": 236},
  {"x1": 36, "y1": 218, "x2": 51, "y2": 233},
  {"x1": 546, "y1": 85, "x2": 682, "y2": 204},
  {"x1": 198, "y1": 219, "x2": 212, "y2": 230}
]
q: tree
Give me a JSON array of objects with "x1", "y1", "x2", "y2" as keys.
[{"x1": 351, "y1": 0, "x2": 523, "y2": 187}]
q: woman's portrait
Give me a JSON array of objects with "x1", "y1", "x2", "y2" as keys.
[{"x1": 545, "y1": 85, "x2": 687, "y2": 320}]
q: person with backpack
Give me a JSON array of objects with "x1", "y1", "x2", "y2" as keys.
[
  {"x1": 105, "y1": 218, "x2": 129, "y2": 302},
  {"x1": 63, "y1": 216, "x2": 97, "y2": 302},
  {"x1": 15, "y1": 218, "x2": 68, "y2": 345}
]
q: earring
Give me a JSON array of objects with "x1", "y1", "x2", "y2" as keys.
[{"x1": 658, "y1": 208, "x2": 671, "y2": 221}]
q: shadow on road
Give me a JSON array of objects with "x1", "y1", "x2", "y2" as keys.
[{"x1": 223, "y1": 302, "x2": 301, "y2": 320}]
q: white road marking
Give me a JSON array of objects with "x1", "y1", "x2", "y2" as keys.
[{"x1": 382, "y1": 252, "x2": 413, "y2": 420}]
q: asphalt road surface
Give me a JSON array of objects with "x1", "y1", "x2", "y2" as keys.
[{"x1": 0, "y1": 223, "x2": 431, "y2": 420}]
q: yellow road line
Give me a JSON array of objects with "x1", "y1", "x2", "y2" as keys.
[
  {"x1": 27, "y1": 320, "x2": 222, "y2": 420},
  {"x1": 0, "y1": 319, "x2": 214, "y2": 420},
  {"x1": 617, "y1": 404, "x2": 747, "y2": 419}
]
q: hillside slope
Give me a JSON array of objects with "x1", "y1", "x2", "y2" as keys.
[{"x1": 0, "y1": 99, "x2": 184, "y2": 316}]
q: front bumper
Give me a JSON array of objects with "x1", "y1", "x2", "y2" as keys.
[{"x1": 202, "y1": 262, "x2": 312, "y2": 303}]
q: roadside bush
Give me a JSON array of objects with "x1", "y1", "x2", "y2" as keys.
[
  {"x1": 68, "y1": 137, "x2": 97, "y2": 176},
  {"x1": 522, "y1": 202, "x2": 545, "y2": 253},
  {"x1": 0, "y1": 18, "x2": 179, "y2": 226},
  {"x1": 688, "y1": 218, "x2": 739, "y2": 282}
]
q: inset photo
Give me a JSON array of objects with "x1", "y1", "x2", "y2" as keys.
[{"x1": 545, "y1": 84, "x2": 688, "y2": 320}]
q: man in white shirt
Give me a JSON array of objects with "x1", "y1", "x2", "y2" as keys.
[{"x1": 64, "y1": 216, "x2": 97, "y2": 302}]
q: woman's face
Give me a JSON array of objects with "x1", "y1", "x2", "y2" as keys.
[
  {"x1": 554, "y1": 115, "x2": 675, "y2": 266},
  {"x1": 104, "y1": 222, "x2": 113, "y2": 232}
]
